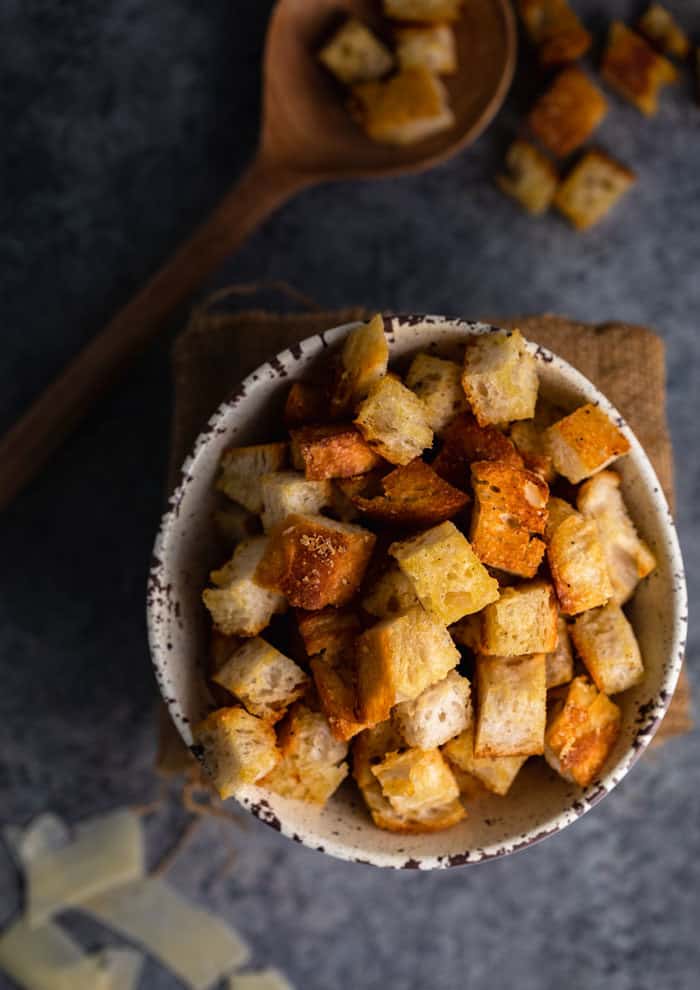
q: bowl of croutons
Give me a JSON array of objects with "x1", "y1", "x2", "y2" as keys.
[{"x1": 148, "y1": 315, "x2": 686, "y2": 868}]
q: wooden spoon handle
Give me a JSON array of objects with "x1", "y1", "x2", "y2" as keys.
[{"x1": 0, "y1": 156, "x2": 306, "y2": 510}]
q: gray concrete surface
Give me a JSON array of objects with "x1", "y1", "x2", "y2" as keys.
[{"x1": 1, "y1": 1, "x2": 698, "y2": 987}]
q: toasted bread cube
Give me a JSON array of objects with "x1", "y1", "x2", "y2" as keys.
[
  {"x1": 449, "y1": 613, "x2": 482, "y2": 652},
  {"x1": 461, "y1": 329, "x2": 538, "y2": 427},
  {"x1": 518, "y1": 0, "x2": 592, "y2": 67},
  {"x1": 260, "y1": 471, "x2": 332, "y2": 531},
  {"x1": 356, "y1": 606, "x2": 460, "y2": 724},
  {"x1": 602, "y1": 21, "x2": 677, "y2": 116},
  {"x1": 577, "y1": 470, "x2": 656, "y2": 605},
  {"x1": 255, "y1": 514, "x2": 375, "y2": 610},
  {"x1": 213, "y1": 503, "x2": 260, "y2": 548},
  {"x1": 319, "y1": 18, "x2": 394, "y2": 86},
  {"x1": 528, "y1": 68, "x2": 608, "y2": 158},
  {"x1": 362, "y1": 564, "x2": 420, "y2": 619},
  {"x1": 544, "y1": 496, "x2": 578, "y2": 541},
  {"x1": 405, "y1": 354, "x2": 467, "y2": 434},
  {"x1": 546, "y1": 616, "x2": 574, "y2": 688},
  {"x1": 203, "y1": 537, "x2": 287, "y2": 637},
  {"x1": 475, "y1": 654, "x2": 547, "y2": 757},
  {"x1": 393, "y1": 671, "x2": 472, "y2": 749},
  {"x1": 396, "y1": 25, "x2": 457, "y2": 75},
  {"x1": 571, "y1": 603, "x2": 644, "y2": 695},
  {"x1": 470, "y1": 460, "x2": 548, "y2": 578},
  {"x1": 509, "y1": 419, "x2": 556, "y2": 482},
  {"x1": 355, "y1": 373, "x2": 433, "y2": 464},
  {"x1": 545, "y1": 676, "x2": 621, "y2": 786},
  {"x1": 212, "y1": 637, "x2": 309, "y2": 722},
  {"x1": 262, "y1": 702, "x2": 349, "y2": 805},
  {"x1": 284, "y1": 382, "x2": 327, "y2": 428},
  {"x1": 350, "y1": 459, "x2": 469, "y2": 527},
  {"x1": 481, "y1": 581, "x2": 558, "y2": 656},
  {"x1": 311, "y1": 655, "x2": 367, "y2": 741},
  {"x1": 497, "y1": 140, "x2": 559, "y2": 216},
  {"x1": 195, "y1": 707, "x2": 280, "y2": 798},
  {"x1": 383, "y1": 0, "x2": 462, "y2": 23},
  {"x1": 209, "y1": 630, "x2": 242, "y2": 675},
  {"x1": 371, "y1": 748, "x2": 460, "y2": 818},
  {"x1": 548, "y1": 513, "x2": 613, "y2": 615},
  {"x1": 331, "y1": 315, "x2": 389, "y2": 416},
  {"x1": 296, "y1": 606, "x2": 361, "y2": 660},
  {"x1": 546, "y1": 403, "x2": 630, "y2": 483},
  {"x1": 328, "y1": 475, "x2": 367, "y2": 522},
  {"x1": 554, "y1": 150, "x2": 636, "y2": 231},
  {"x1": 351, "y1": 67, "x2": 455, "y2": 146},
  {"x1": 432, "y1": 411, "x2": 523, "y2": 489},
  {"x1": 638, "y1": 4, "x2": 690, "y2": 59},
  {"x1": 216, "y1": 443, "x2": 287, "y2": 513},
  {"x1": 443, "y1": 723, "x2": 526, "y2": 795},
  {"x1": 290, "y1": 424, "x2": 382, "y2": 480},
  {"x1": 390, "y1": 521, "x2": 499, "y2": 625}
]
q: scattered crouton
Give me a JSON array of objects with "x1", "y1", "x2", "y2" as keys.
[
  {"x1": 638, "y1": 4, "x2": 690, "y2": 59},
  {"x1": 213, "y1": 503, "x2": 260, "y2": 548},
  {"x1": 350, "y1": 67, "x2": 455, "y2": 146},
  {"x1": 260, "y1": 472, "x2": 332, "y2": 531},
  {"x1": 475, "y1": 654, "x2": 547, "y2": 757},
  {"x1": 390, "y1": 521, "x2": 499, "y2": 625},
  {"x1": 362, "y1": 564, "x2": 421, "y2": 618},
  {"x1": 544, "y1": 496, "x2": 578, "y2": 541},
  {"x1": 370, "y1": 747, "x2": 461, "y2": 819},
  {"x1": 216, "y1": 443, "x2": 288, "y2": 513},
  {"x1": 395, "y1": 25, "x2": 457, "y2": 75},
  {"x1": 554, "y1": 150, "x2": 636, "y2": 231},
  {"x1": 296, "y1": 606, "x2": 361, "y2": 660},
  {"x1": 290, "y1": 424, "x2": 382, "y2": 480},
  {"x1": 571, "y1": 602, "x2": 644, "y2": 695},
  {"x1": 318, "y1": 18, "x2": 394, "y2": 86},
  {"x1": 262, "y1": 702, "x2": 349, "y2": 805},
  {"x1": 328, "y1": 474, "x2": 372, "y2": 522},
  {"x1": 311, "y1": 654, "x2": 368, "y2": 741},
  {"x1": 546, "y1": 403, "x2": 630, "y2": 482},
  {"x1": 203, "y1": 537, "x2": 287, "y2": 637},
  {"x1": 577, "y1": 470, "x2": 656, "y2": 605},
  {"x1": 497, "y1": 140, "x2": 560, "y2": 216},
  {"x1": 383, "y1": 0, "x2": 463, "y2": 23},
  {"x1": 212, "y1": 637, "x2": 309, "y2": 722},
  {"x1": 443, "y1": 723, "x2": 527, "y2": 795},
  {"x1": 393, "y1": 670, "x2": 472, "y2": 749},
  {"x1": 405, "y1": 354, "x2": 467, "y2": 434},
  {"x1": 195, "y1": 707, "x2": 280, "y2": 798},
  {"x1": 349, "y1": 459, "x2": 469, "y2": 527},
  {"x1": 432, "y1": 411, "x2": 523, "y2": 489},
  {"x1": 481, "y1": 581, "x2": 558, "y2": 656},
  {"x1": 284, "y1": 382, "x2": 327, "y2": 428},
  {"x1": 330, "y1": 315, "x2": 389, "y2": 416},
  {"x1": 545, "y1": 676, "x2": 621, "y2": 787},
  {"x1": 517, "y1": 0, "x2": 592, "y2": 67},
  {"x1": 509, "y1": 419, "x2": 556, "y2": 482},
  {"x1": 602, "y1": 21, "x2": 677, "y2": 115},
  {"x1": 355, "y1": 373, "x2": 433, "y2": 464},
  {"x1": 528, "y1": 68, "x2": 608, "y2": 158},
  {"x1": 255, "y1": 513, "x2": 375, "y2": 610},
  {"x1": 547, "y1": 513, "x2": 613, "y2": 614},
  {"x1": 461, "y1": 330, "x2": 539, "y2": 427},
  {"x1": 546, "y1": 616, "x2": 574, "y2": 688}
]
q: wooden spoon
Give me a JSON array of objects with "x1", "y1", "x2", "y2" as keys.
[{"x1": 0, "y1": 0, "x2": 515, "y2": 509}]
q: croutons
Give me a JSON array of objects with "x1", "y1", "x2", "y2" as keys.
[
  {"x1": 470, "y1": 460, "x2": 548, "y2": 578},
  {"x1": 356, "y1": 606, "x2": 460, "y2": 724},
  {"x1": 296, "y1": 607, "x2": 361, "y2": 660},
  {"x1": 354, "y1": 373, "x2": 433, "y2": 464},
  {"x1": 216, "y1": 443, "x2": 288, "y2": 513},
  {"x1": 481, "y1": 582, "x2": 558, "y2": 656},
  {"x1": 638, "y1": 3, "x2": 691, "y2": 59},
  {"x1": 571, "y1": 603, "x2": 644, "y2": 695},
  {"x1": 195, "y1": 707, "x2": 280, "y2": 799},
  {"x1": 393, "y1": 671, "x2": 472, "y2": 749},
  {"x1": 544, "y1": 496, "x2": 578, "y2": 541},
  {"x1": 395, "y1": 25, "x2": 457, "y2": 75},
  {"x1": 577, "y1": 470, "x2": 656, "y2": 605},
  {"x1": 546, "y1": 404, "x2": 630, "y2": 483},
  {"x1": 212, "y1": 637, "x2": 309, "y2": 722},
  {"x1": 547, "y1": 513, "x2": 613, "y2": 615},
  {"x1": 370, "y1": 748, "x2": 461, "y2": 818},
  {"x1": 261, "y1": 703, "x2": 349, "y2": 805},
  {"x1": 255, "y1": 514, "x2": 375, "y2": 610},
  {"x1": 284, "y1": 382, "x2": 327, "y2": 428},
  {"x1": 554, "y1": 150, "x2": 636, "y2": 231},
  {"x1": 203, "y1": 537, "x2": 287, "y2": 637},
  {"x1": 405, "y1": 354, "x2": 467, "y2": 434},
  {"x1": 497, "y1": 140, "x2": 560, "y2": 216},
  {"x1": 517, "y1": 0, "x2": 592, "y2": 67},
  {"x1": 475, "y1": 654, "x2": 547, "y2": 757},
  {"x1": 290, "y1": 424, "x2": 382, "y2": 480},
  {"x1": 443, "y1": 723, "x2": 527, "y2": 796},
  {"x1": 544, "y1": 676, "x2": 621, "y2": 787},
  {"x1": 383, "y1": 0, "x2": 463, "y2": 23},
  {"x1": 362, "y1": 564, "x2": 421, "y2": 618},
  {"x1": 390, "y1": 521, "x2": 499, "y2": 625},
  {"x1": 601, "y1": 21, "x2": 677, "y2": 116},
  {"x1": 432, "y1": 411, "x2": 523, "y2": 489},
  {"x1": 311, "y1": 655, "x2": 367, "y2": 742},
  {"x1": 546, "y1": 616, "x2": 574, "y2": 688},
  {"x1": 330, "y1": 315, "x2": 389, "y2": 416},
  {"x1": 349, "y1": 459, "x2": 469, "y2": 527},
  {"x1": 213, "y1": 502, "x2": 260, "y2": 548},
  {"x1": 509, "y1": 419, "x2": 556, "y2": 482},
  {"x1": 351, "y1": 67, "x2": 455, "y2": 146},
  {"x1": 527, "y1": 68, "x2": 608, "y2": 158},
  {"x1": 318, "y1": 18, "x2": 394, "y2": 86},
  {"x1": 260, "y1": 472, "x2": 332, "y2": 531},
  {"x1": 448, "y1": 612, "x2": 482, "y2": 652},
  {"x1": 461, "y1": 330, "x2": 538, "y2": 427}
]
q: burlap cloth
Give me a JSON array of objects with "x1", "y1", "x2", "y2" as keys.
[{"x1": 159, "y1": 286, "x2": 690, "y2": 771}]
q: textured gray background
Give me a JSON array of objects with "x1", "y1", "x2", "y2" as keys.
[{"x1": 1, "y1": 0, "x2": 698, "y2": 987}]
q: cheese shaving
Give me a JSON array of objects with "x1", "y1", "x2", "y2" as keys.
[
  {"x1": 230, "y1": 969, "x2": 295, "y2": 990},
  {"x1": 0, "y1": 917, "x2": 109, "y2": 990}
]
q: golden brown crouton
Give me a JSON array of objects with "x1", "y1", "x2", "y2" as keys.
[
  {"x1": 475, "y1": 654, "x2": 547, "y2": 757},
  {"x1": 356, "y1": 606, "x2": 460, "y2": 724},
  {"x1": 528, "y1": 68, "x2": 608, "y2": 158},
  {"x1": 432, "y1": 411, "x2": 523, "y2": 489},
  {"x1": 212, "y1": 638, "x2": 309, "y2": 723},
  {"x1": 383, "y1": 0, "x2": 463, "y2": 23},
  {"x1": 354, "y1": 374, "x2": 434, "y2": 464},
  {"x1": 262, "y1": 702, "x2": 349, "y2": 805},
  {"x1": 638, "y1": 4, "x2": 690, "y2": 59},
  {"x1": 461, "y1": 330, "x2": 539, "y2": 427},
  {"x1": 284, "y1": 382, "x2": 327, "y2": 428},
  {"x1": 546, "y1": 615, "x2": 574, "y2": 688},
  {"x1": 395, "y1": 25, "x2": 457, "y2": 75},
  {"x1": 517, "y1": 0, "x2": 592, "y2": 67},
  {"x1": 544, "y1": 676, "x2": 621, "y2": 787},
  {"x1": 362, "y1": 564, "x2": 421, "y2": 618},
  {"x1": 393, "y1": 671, "x2": 472, "y2": 749},
  {"x1": 203, "y1": 537, "x2": 287, "y2": 637},
  {"x1": 311, "y1": 655, "x2": 368, "y2": 742},
  {"x1": 349, "y1": 459, "x2": 469, "y2": 528},
  {"x1": 554, "y1": 150, "x2": 636, "y2": 231},
  {"x1": 318, "y1": 18, "x2": 394, "y2": 86},
  {"x1": 390, "y1": 521, "x2": 499, "y2": 625},
  {"x1": 260, "y1": 471, "x2": 332, "y2": 531},
  {"x1": 290, "y1": 424, "x2": 382, "y2": 480},
  {"x1": 577, "y1": 470, "x2": 656, "y2": 605},
  {"x1": 601, "y1": 21, "x2": 677, "y2": 116},
  {"x1": 405, "y1": 354, "x2": 467, "y2": 434},
  {"x1": 509, "y1": 419, "x2": 556, "y2": 482},
  {"x1": 443, "y1": 723, "x2": 527, "y2": 796},
  {"x1": 216, "y1": 442, "x2": 288, "y2": 513},
  {"x1": 350, "y1": 67, "x2": 455, "y2": 146},
  {"x1": 497, "y1": 140, "x2": 560, "y2": 216},
  {"x1": 547, "y1": 513, "x2": 613, "y2": 615},
  {"x1": 370, "y1": 748, "x2": 461, "y2": 818},
  {"x1": 571, "y1": 602, "x2": 644, "y2": 695},
  {"x1": 546, "y1": 403, "x2": 630, "y2": 482},
  {"x1": 470, "y1": 460, "x2": 549, "y2": 578},
  {"x1": 330, "y1": 315, "x2": 389, "y2": 416},
  {"x1": 296, "y1": 607, "x2": 361, "y2": 661},
  {"x1": 481, "y1": 581, "x2": 558, "y2": 656},
  {"x1": 544, "y1": 495, "x2": 578, "y2": 541},
  {"x1": 195, "y1": 707, "x2": 280, "y2": 799},
  {"x1": 255, "y1": 513, "x2": 376, "y2": 610}
]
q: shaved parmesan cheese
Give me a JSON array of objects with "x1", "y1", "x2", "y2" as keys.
[
  {"x1": 230, "y1": 969, "x2": 295, "y2": 990},
  {"x1": 83, "y1": 876, "x2": 250, "y2": 990},
  {"x1": 0, "y1": 917, "x2": 109, "y2": 990}
]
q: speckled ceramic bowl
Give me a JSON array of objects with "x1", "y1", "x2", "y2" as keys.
[{"x1": 148, "y1": 316, "x2": 687, "y2": 869}]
